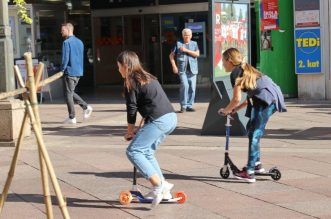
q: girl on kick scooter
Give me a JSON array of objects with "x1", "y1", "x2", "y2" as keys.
[
  {"x1": 218, "y1": 48, "x2": 287, "y2": 183},
  {"x1": 117, "y1": 50, "x2": 177, "y2": 207}
]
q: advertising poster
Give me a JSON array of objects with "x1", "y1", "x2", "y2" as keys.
[
  {"x1": 294, "y1": 0, "x2": 320, "y2": 28},
  {"x1": 260, "y1": 0, "x2": 279, "y2": 31},
  {"x1": 295, "y1": 28, "x2": 321, "y2": 74},
  {"x1": 213, "y1": 2, "x2": 249, "y2": 79},
  {"x1": 261, "y1": 30, "x2": 272, "y2": 50}
]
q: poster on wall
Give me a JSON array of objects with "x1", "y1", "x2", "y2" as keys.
[
  {"x1": 294, "y1": 0, "x2": 320, "y2": 28},
  {"x1": 295, "y1": 28, "x2": 321, "y2": 74},
  {"x1": 260, "y1": 0, "x2": 279, "y2": 31},
  {"x1": 261, "y1": 30, "x2": 272, "y2": 50},
  {"x1": 213, "y1": 2, "x2": 249, "y2": 79}
]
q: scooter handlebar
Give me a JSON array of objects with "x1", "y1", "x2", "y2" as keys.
[{"x1": 218, "y1": 111, "x2": 233, "y2": 126}]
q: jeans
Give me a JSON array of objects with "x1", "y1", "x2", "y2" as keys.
[
  {"x1": 126, "y1": 112, "x2": 177, "y2": 179},
  {"x1": 63, "y1": 75, "x2": 88, "y2": 119},
  {"x1": 246, "y1": 103, "x2": 276, "y2": 172},
  {"x1": 179, "y1": 70, "x2": 197, "y2": 109}
]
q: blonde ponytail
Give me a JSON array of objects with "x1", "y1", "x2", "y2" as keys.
[
  {"x1": 222, "y1": 47, "x2": 262, "y2": 91},
  {"x1": 235, "y1": 63, "x2": 262, "y2": 91}
]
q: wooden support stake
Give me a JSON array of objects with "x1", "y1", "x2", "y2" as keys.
[
  {"x1": 25, "y1": 52, "x2": 69, "y2": 219},
  {"x1": 14, "y1": 65, "x2": 25, "y2": 88},
  {"x1": 35, "y1": 63, "x2": 44, "y2": 88},
  {"x1": 24, "y1": 54, "x2": 53, "y2": 219}
]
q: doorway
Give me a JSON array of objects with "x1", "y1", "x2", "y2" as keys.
[{"x1": 93, "y1": 14, "x2": 161, "y2": 86}]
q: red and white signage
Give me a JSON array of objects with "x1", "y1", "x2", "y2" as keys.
[{"x1": 260, "y1": 0, "x2": 279, "y2": 31}]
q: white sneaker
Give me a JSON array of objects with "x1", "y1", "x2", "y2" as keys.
[
  {"x1": 255, "y1": 161, "x2": 266, "y2": 173},
  {"x1": 145, "y1": 181, "x2": 174, "y2": 200},
  {"x1": 63, "y1": 117, "x2": 76, "y2": 124},
  {"x1": 162, "y1": 181, "x2": 174, "y2": 199},
  {"x1": 150, "y1": 181, "x2": 173, "y2": 208},
  {"x1": 83, "y1": 105, "x2": 93, "y2": 119}
]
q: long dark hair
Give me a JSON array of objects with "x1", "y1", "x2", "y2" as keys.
[{"x1": 117, "y1": 50, "x2": 156, "y2": 91}]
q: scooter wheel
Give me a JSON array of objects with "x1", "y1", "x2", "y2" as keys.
[
  {"x1": 270, "y1": 168, "x2": 281, "y2": 181},
  {"x1": 119, "y1": 191, "x2": 133, "y2": 205},
  {"x1": 220, "y1": 167, "x2": 230, "y2": 179},
  {"x1": 175, "y1": 191, "x2": 187, "y2": 204}
]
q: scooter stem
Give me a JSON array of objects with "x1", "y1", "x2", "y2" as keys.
[{"x1": 225, "y1": 115, "x2": 233, "y2": 127}]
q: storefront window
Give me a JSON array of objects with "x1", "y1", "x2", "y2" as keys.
[{"x1": 39, "y1": 11, "x2": 64, "y2": 65}]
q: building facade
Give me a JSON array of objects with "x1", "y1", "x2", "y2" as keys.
[{"x1": 2, "y1": 0, "x2": 331, "y2": 99}]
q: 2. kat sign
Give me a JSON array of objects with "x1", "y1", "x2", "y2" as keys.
[{"x1": 295, "y1": 28, "x2": 321, "y2": 74}]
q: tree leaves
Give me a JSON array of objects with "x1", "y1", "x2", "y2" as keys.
[{"x1": 13, "y1": 0, "x2": 33, "y2": 24}]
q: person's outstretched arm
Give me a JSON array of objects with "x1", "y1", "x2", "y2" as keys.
[{"x1": 218, "y1": 85, "x2": 242, "y2": 115}]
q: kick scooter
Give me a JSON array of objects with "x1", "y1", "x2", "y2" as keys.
[
  {"x1": 219, "y1": 114, "x2": 281, "y2": 181},
  {"x1": 118, "y1": 119, "x2": 187, "y2": 205},
  {"x1": 119, "y1": 166, "x2": 187, "y2": 205}
]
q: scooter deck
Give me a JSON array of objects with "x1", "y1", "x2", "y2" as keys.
[{"x1": 130, "y1": 190, "x2": 182, "y2": 203}]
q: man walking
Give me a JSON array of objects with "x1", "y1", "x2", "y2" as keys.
[
  {"x1": 61, "y1": 22, "x2": 92, "y2": 124},
  {"x1": 169, "y1": 28, "x2": 200, "y2": 113}
]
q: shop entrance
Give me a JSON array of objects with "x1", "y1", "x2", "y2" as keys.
[
  {"x1": 92, "y1": 3, "x2": 210, "y2": 87},
  {"x1": 93, "y1": 14, "x2": 161, "y2": 86}
]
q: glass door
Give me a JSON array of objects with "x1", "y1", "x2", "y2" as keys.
[
  {"x1": 93, "y1": 14, "x2": 162, "y2": 86},
  {"x1": 123, "y1": 15, "x2": 143, "y2": 57},
  {"x1": 93, "y1": 16, "x2": 124, "y2": 85},
  {"x1": 143, "y1": 15, "x2": 161, "y2": 79}
]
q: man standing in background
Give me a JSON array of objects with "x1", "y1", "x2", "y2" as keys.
[
  {"x1": 169, "y1": 28, "x2": 200, "y2": 113},
  {"x1": 61, "y1": 22, "x2": 92, "y2": 124}
]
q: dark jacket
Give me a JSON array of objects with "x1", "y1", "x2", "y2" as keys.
[{"x1": 125, "y1": 79, "x2": 174, "y2": 124}]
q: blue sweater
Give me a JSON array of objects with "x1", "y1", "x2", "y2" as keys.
[{"x1": 61, "y1": 35, "x2": 84, "y2": 77}]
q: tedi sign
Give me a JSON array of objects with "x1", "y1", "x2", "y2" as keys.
[{"x1": 295, "y1": 29, "x2": 321, "y2": 74}]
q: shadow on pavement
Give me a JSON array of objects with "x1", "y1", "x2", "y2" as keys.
[
  {"x1": 264, "y1": 127, "x2": 331, "y2": 140},
  {"x1": 41, "y1": 124, "x2": 331, "y2": 140},
  {"x1": 69, "y1": 171, "x2": 269, "y2": 184},
  {"x1": 287, "y1": 104, "x2": 331, "y2": 109},
  {"x1": 5, "y1": 193, "x2": 151, "y2": 211},
  {"x1": 41, "y1": 125, "x2": 203, "y2": 137}
]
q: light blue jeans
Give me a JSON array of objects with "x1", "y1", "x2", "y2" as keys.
[
  {"x1": 246, "y1": 103, "x2": 276, "y2": 173},
  {"x1": 179, "y1": 70, "x2": 197, "y2": 109},
  {"x1": 126, "y1": 112, "x2": 177, "y2": 179}
]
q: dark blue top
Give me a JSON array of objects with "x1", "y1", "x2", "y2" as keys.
[{"x1": 61, "y1": 35, "x2": 84, "y2": 77}]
